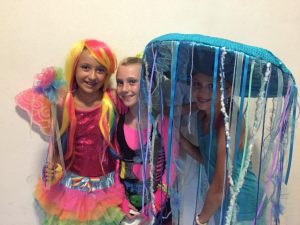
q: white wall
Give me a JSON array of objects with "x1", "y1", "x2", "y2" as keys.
[{"x1": 1, "y1": 0, "x2": 299, "y2": 224}]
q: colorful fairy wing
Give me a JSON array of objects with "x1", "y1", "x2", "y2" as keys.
[
  {"x1": 15, "y1": 67, "x2": 66, "y2": 136},
  {"x1": 15, "y1": 88, "x2": 51, "y2": 136}
]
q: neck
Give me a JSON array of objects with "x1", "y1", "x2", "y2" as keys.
[
  {"x1": 125, "y1": 103, "x2": 147, "y2": 128},
  {"x1": 129, "y1": 103, "x2": 138, "y2": 117},
  {"x1": 200, "y1": 109, "x2": 223, "y2": 130},
  {"x1": 74, "y1": 89, "x2": 103, "y2": 108}
]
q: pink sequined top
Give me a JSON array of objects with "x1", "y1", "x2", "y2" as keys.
[{"x1": 69, "y1": 106, "x2": 116, "y2": 177}]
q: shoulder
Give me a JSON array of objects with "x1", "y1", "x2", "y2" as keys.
[
  {"x1": 197, "y1": 111, "x2": 206, "y2": 120},
  {"x1": 216, "y1": 121, "x2": 226, "y2": 145},
  {"x1": 106, "y1": 89, "x2": 116, "y2": 100},
  {"x1": 157, "y1": 115, "x2": 173, "y2": 136},
  {"x1": 157, "y1": 115, "x2": 169, "y2": 127}
]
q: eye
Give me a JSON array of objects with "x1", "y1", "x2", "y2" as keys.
[
  {"x1": 192, "y1": 82, "x2": 201, "y2": 88},
  {"x1": 128, "y1": 79, "x2": 138, "y2": 85},
  {"x1": 96, "y1": 66, "x2": 107, "y2": 74},
  {"x1": 207, "y1": 83, "x2": 214, "y2": 90},
  {"x1": 81, "y1": 64, "x2": 90, "y2": 71},
  {"x1": 116, "y1": 79, "x2": 123, "y2": 86}
]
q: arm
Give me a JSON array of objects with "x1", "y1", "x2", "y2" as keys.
[
  {"x1": 180, "y1": 102, "x2": 198, "y2": 115},
  {"x1": 152, "y1": 117, "x2": 179, "y2": 212},
  {"x1": 180, "y1": 133, "x2": 202, "y2": 162},
  {"x1": 196, "y1": 125, "x2": 227, "y2": 224},
  {"x1": 107, "y1": 89, "x2": 127, "y2": 114},
  {"x1": 164, "y1": 102, "x2": 198, "y2": 116}
]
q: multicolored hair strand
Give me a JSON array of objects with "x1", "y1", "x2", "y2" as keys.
[{"x1": 59, "y1": 39, "x2": 117, "y2": 165}]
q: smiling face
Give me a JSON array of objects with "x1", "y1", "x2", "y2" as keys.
[
  {"x1": 192, "y1": 73, "x2": 222, "y2": 113},
  {"x1": 116, "y1": 63, "x2": 141, "y2": 109},
  {"x1": 75, "y1": 49, "x2": 107, "y2": 97}
]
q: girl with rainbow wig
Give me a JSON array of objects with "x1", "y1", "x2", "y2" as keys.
[{"x1": 16, "y1": 39, "x2": 129, "y2": 225}]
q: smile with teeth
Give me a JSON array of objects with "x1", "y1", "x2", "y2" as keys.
[
  {"x1": 123, "y1": 95, "x2": 133, "y2": 99},
  {"x1": 85, "y1": 81, "x2": 97, "y2": 87},
  {"x1": 197, "y1": 98, "x2": 211, "y2": 103}
]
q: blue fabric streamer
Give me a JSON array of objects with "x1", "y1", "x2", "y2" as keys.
[
  {"x1": 142, "y1": 50, "x2": 157, "y2": 209},
  {"x1": 254, "y1": 65, "x2": 272, "y2": 224},
  {"x1": 166, "y1": 42, "x2": 179, "y2": 186},
  {"x1": 234, "y1": 56, "x2": 249, "y2": 167},
  {"x1": 207, "y1": 47, "x2": 219, "y2": 180}
]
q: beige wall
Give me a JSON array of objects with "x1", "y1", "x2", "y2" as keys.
[{"x1": 1, "y1": 0, "x2": 299, "y2": 224}]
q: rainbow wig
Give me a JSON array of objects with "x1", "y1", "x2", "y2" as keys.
[{"x1": 60, "y1": 39, "x2": 117, "y2": 165}]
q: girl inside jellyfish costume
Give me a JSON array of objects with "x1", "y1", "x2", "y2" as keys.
[
  {"x1": 141, "y1": 33, "x2": 298, "y2": 225},
  {"x1": 115, "y1": 56, "x2": 178, "y2": 225},
  {"x1": 15, "y1": 39, "x2": 130, "y2": 225},
  {"x1": 180, "y1": 49, "x2": 266, "y2": 225}
]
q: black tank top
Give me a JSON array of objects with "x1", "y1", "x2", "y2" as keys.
[{"x1": 117, "y1": 114, "x2": 166, "y2": 185}]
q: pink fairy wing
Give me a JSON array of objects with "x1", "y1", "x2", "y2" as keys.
[{"x1": 15, "y1": 88, "x2": 51, "y2": 135}]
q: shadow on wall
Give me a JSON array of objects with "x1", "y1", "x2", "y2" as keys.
[{"x1": 15, "y1": 106, "x2": 50, "y2": 143}]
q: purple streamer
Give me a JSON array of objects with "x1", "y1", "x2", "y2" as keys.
[{"x1": 142, "y1": 49, "x2": 157, "y2": 214}]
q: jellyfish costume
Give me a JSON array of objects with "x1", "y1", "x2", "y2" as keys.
[{"x1": 139, "y1": 33, "x2": 298, "y2": 225}]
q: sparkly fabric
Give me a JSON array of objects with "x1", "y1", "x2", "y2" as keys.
[
  {"x1": 34, "y1": 105, "x2": 127, "y2": 225},
  {"x1": 69, "y1": 106, "x2": 116, "y2": 177}
]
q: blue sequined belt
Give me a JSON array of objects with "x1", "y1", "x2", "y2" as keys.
[{"x1": 60, "y1": 171, "x2": 115, "y2": 192}]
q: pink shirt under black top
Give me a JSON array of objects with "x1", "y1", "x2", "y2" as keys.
[{"x1": 117, "y1": 114, "x2": 178, "y2": 195}]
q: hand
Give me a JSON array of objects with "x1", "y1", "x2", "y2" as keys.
[
  {"x1": 43, "y1": 162, "x2": 63, "y2": 186},
  {"x1": 138, "y1": 218, "x2": 151, "y2": 225},
  {"x1": 44, "y1": 162, "x2": 56, "y2": 182},
  {"x1": 196, "y1": 214, "x2": 208, "y2": 225},
  {"x1": 139, "y1": 203, "x2": 154, "y2": 223},
  {"x1": 137, "y1": 211, "x2": 152, "y2": 225},
  {"x1": 125, "y1": 203, "x2": 139, "y2": 220}
]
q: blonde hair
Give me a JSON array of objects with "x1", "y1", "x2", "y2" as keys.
[{"x1": 119, "y1": 56, "x2": 142, "y2": 66}]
